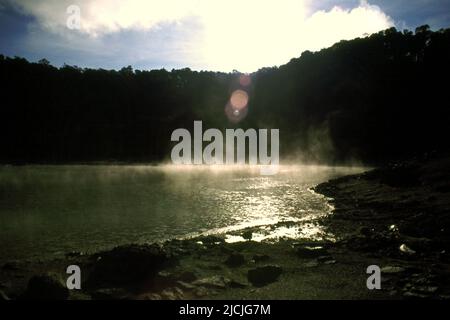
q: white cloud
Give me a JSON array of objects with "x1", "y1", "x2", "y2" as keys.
[
  {"x1": 9, "y1": 0, "x2": 199, "y2": 36},
  {"x1": 8, "y1": 0, "x2": 395, "y2": 71},
  {"x1": 197, "y1": 0, "x2": 394, "y2": 71}
]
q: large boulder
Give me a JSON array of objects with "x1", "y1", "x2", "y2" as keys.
[
  {"x1": 87, "y1": 244, "x2": 174, "y2": 289},
  {"x1": 23, "y1": 273, "x2": 69, "y2": 300},
  {"x1": 247, "y1": 265, "x2": 282, "y2": 287}
]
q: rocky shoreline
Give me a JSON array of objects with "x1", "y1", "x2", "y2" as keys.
[{"x1": 2, "y1": 154, "x2": 450, "y2": 300}]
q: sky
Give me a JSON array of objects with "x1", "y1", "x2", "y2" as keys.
[{"x1": 0, "y1": 0, "x2": 449, "y2": 72}]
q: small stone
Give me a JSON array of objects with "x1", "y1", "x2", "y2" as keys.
[
  {"x1": 225, "y1": 253, "x2": 245, "y2": 268},
  {"x1": 194, "y1": 287, "x2": 209, "y2": 297},
  {"x1": 304, "y1": 261, "x2": 319, "y2": 268},
  {"x1": 317, "y1": 255, "x2": 333, "y2": 262},
  {"x1": 358, "y1": 226, "x2": 372, "y2": 236},
  {"x1": 253, "y1": 254, "x2": 270, "y2": 263},
  {"x1": 381, "y1": 266, "x2": 406, "y2": 274},
  {"x1": 296, "y1": 246, "x2": 328, "y2": 258},
  {"x1": 229, "y1": 280, "x2": 247, "y2": 289},
  {"x1": 403, "y1": 291, "x2": 428, "y2": 299},
  {"x1": 399, "y1": 244, "x2": 416, "y2": 255},
  {"x1": 2, "y1": 262, "x2": 20, "y2": 271},
  {"x1": 145, "y1": 293, "x2": 162, "y2": 300},
  {"x1": 413, "y1": 286, "x2": 438, "y2": 294},
  {"x1": 176, "y1": 281, "x2": 196, "y2": 290},
  {"x1": 91, "y1": 288, "x2": 128, "y2": 300},
  {"x1": 324, "y1": 260, "x2": 337, "y2": 265},
  {"x1": 242, "y1": 230, "x2": 253, "y2": 240},
  {"x1": 160, "y1": 287, "x2": 184, "y2": 300},
  {"x1": 192, "y1": 276, "x2": 229, "y2": 289},
  {"x1": 66, "y1": 251, "x2": 84, "y2": 258}
]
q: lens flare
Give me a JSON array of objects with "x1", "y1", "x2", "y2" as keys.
[
  {"x1": 225, "y1": 102, "x2": 248, "y2": 123},
  {"x1": 230, "y1": 89, "x2": 248, "y2": 110},
  {"x1": 239, "y1": 74, "x2": 251, "y2": 87}
]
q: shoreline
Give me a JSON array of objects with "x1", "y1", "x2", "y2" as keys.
[{"x1": 2, "y1": 155, "x2": 450, "y2": 300}]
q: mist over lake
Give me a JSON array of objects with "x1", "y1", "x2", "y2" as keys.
[{"x1": 0, "y1": 165, "x2": 365, "y2": 262}]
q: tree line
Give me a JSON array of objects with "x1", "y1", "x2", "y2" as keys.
[{"x1": 1, "y1": 25, "x2": 449, "y2": 164}]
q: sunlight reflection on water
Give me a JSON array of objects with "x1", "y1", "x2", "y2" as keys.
[{"x1": 0, "y1": 164, "x2": 365, "y2": 261}]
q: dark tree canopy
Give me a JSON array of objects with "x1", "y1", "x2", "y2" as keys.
[{"x1": 1, "y1": 25, "x2": 449, "y2": 165}]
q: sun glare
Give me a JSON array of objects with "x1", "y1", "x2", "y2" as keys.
[{"x1": 199, "y1": 0, "x2": 307, "y2": 72}]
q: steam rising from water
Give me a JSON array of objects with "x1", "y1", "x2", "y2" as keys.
[{"x1": 0, "y1": 164, "x2": 366, "y2": 262}]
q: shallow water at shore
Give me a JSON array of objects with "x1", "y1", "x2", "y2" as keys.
[{"x1": 0, "y1": 164, "x2": 366, "y2": 262}]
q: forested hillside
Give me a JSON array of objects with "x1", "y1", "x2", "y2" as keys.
[{"x1": 1, "y1": 25, "x2": 449, "y2": 164}]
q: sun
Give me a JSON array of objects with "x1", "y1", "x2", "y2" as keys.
[{"x1": 198, "y1": 0, "x2": 308, "y2": 72}]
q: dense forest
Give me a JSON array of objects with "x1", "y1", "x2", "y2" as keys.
[{"x1": 1, "y1": 25, "x2": 449, "y2": 165}]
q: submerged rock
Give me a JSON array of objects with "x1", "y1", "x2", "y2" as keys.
[
  {"x1": 247, "y1": 265, "x2": 282, "y2": 287},
  {"x1": 23, "y1": 273, "x2": 69, "y2": 300}
]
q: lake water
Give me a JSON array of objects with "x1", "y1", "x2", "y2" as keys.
[{"x1": 0, "y1": 165, "x2": 366, "y2": 262}]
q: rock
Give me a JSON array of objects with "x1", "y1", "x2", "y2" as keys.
[
  {"x1": 192, "y1": 276, "x2": 229, "y2": 289},
  {"x1": 90, "y1": 288, "x2": 129, "y2": 300},
  {"x1": 194, "y1": 287, "x2": 209, "y2": 298},
  {"x1": 197, "y1": 235, "x2": 225, "y2": 245},
  {"x1": 176, "y1": 281, "x2": 197, "y2": 290},
  {"x1": 317, "y1": 255, "x2": 334, "y2": 262},
  {"x1": 403, "y1": 291, "x2": 428, "y2": 299},
  {"x1": 399, "y1": 244, "x2": 416, "y2": 255},
  {"x1": 0, "y1": 290, "x2": 10, "y2": 301},
  {"x1": 242, "y1": 230, "x2": 253, "y2": 240},
  {"x1": 206, "y1": 264, "x2": 222, "y2": 271},
  {"x1": 177, "y1": 271, "x2": 197, "y2": 282},
  {"x1": 160, "y1": 287, "x2": 184, "y2": 300},
  {"x1": 324, "y1": 260, "x2": 337, "y2": 265},
  {"x1": 155, "y1": 270, "x2": 197, "y2": 287},
  {"x1": 253, "y1": 254, "x2": 270, "y2": 263},
  {"x1": 229, "y1": 280, "x2": 247, "y2": 289},
  {"x1": 23, "y1": 273, "x2": 69, "y2": 300},
  {"x1": 296, "y1": 246, "x2": 328, "y2": 258},
  {"x1": 304, "y1": 261, "x2": 319, "y2": 268},
  {"x1": 358, "y1": 226, "x2": 372, "y2": 236},
  {"x1": 87, "y1": 244, "x2": 174, "y2": 288},
  {"x1": 412, "y1": 286, "x2": 439, "y2": 294},
  {"x1": 145, "y1": 293, "x2": 162, "y2": 300},
  {"x1": 247, "y1": 265, "x2": 282, "y2": 287},
  {"x1": 381, "y1": 266, "x2": 406, "y2": 274},
  {"x1": 2, "y1": 262, "x2": 20, "y2": 271},
  {"x1": 66, "y1": 251, "x2": 84, "y2": 258},
  {"x1": 225, "y1": 253, "x2": 245, "y2": 267}
]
